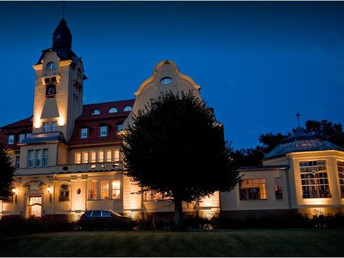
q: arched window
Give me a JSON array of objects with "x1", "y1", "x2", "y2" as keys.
[
  {"x1": 123, "y1": 106, "x2": 132, "y2": 112},
  {"x1": 91, "y1": 109, "x2": 101, "y2": 115},
  {"x1": 108, "y1": 107, "x2": 118, "y2": 113},
  {"x1": 46, "y1": 62, "x2": 56, "y2": 70}
]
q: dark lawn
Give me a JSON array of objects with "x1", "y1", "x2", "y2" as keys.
[{"x1": 1, "y1": 229, "x2": 343, "y2": 257}]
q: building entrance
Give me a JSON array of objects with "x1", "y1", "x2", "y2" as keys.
[{"x1": 28, "y1": 196, "x2": 42, "y2": 217}]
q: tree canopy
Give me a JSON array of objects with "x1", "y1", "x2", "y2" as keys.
[
  {"x1": 0, "y1": 143, "x2": 15, "y2": 200},
  {"x1": 122, "y1": 91, "x2": 240, "y2": 227}
]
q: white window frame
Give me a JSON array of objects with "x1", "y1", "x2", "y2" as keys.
[
  {"x1": 8, "y1": 135, "x2": 14, "y2": 145},
  {"x1": 99, "y1": 126, "x2": 108, "y2": 137},
  {"x1": 35, "y1": 149, "x2": 42, "y2": 167},
  {"x1": 80, "y1": 128, "x2": 88, "y2": 139},
  {"x1": 28, "y1": 150, "x2": 34, "y2": 168},
  {"x1": 43, "y1": 149, "x2": 49, "y2": 167}
]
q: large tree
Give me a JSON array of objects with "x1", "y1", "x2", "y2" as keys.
[
  {"x1": 122, "y1": 91, "x2": 240, "y2": 228},
  {"x1": 0, "y1": 143, "x2": 15, "y2": 200}
]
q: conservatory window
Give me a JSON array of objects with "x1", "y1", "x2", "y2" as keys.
[
  {"x1": 300, "y1": 160, "x2": 331, "y2": 198},
  {"x1": 337, "y1": 160, "x2": 344, "y2": 198}
]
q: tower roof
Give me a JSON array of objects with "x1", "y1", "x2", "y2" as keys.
[
  {"x1": 53, "y1": 18, "x2": 72, "y2": 50},
  {"x1": 36, "y1": 19, "x2": 78, "y2": 64},
  {"x1": 264, "y1": 127, "x2": 344, "y2": 159}
]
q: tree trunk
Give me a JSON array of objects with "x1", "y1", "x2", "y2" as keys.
[{"x1": 174, "y1": 191, "x2": 184, "y2": 230}]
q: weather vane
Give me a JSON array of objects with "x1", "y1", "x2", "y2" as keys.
[
  {"x1": 62, "y1": 1, "x2": 65, "y2": 19},
  {"x1": 296, "y1": 112, "x2": 300, "y2": 128}
]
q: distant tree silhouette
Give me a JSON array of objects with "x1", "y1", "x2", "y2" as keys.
[
  {"x1": 122, "y1": 91, "x2": 240, "y2": 229},
  {"x1": 233, "y1": 120, "x2": 344, "y2": 167},
  {"x1": 0, "y1": 143, "x2": 15, "y2": 200},
  {"x1": 305, "y1": 120, "x2": 344, "y2": 147}
]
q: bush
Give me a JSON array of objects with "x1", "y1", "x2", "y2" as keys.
[
  {"x1": 210, "y1": 211, "x2": 330, "y2": 229},
  {"x1": 0, "y1": 215, "x2": 74, "y2": 237}
]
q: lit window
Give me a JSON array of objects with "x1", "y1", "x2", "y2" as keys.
[
  {"x1": 239, "y1": 178, "x2": 267, "y2": 200},
  {"x1": 337, "y1": 160, "x2": 344, "y2": 198},
  {"x1": 75, "y1": 152, "x2": 81, "y2": 164},
  {"x1": 98, "y1": 151, "x2": 104, "y2": 162},
  {"x1": 8, "y1": 135, "x2": 14, "y2": 145},
  {"x1": 35, "y1": 149, "x2": 42, "y2": 167},
  {"x1": 91, "y1": 109, "x2": 100, "y2": 115},
  {"x1": 123, "y1": 106, "x2": 132, "y2": 112},
  {"x1": 88, "y1": 181, "x2": 98, "y2": 200},
  {"x1": 106, "y1": 150, "x2": 112, "y2": 162},
  {"x1": 46, "y1": 62, "x2": 55, "y2": 70},
  {"x1": 99, "y1": 126, "x2": 108, "y2": 137},
  {"x1": 82, "y1": 152, "x2": 89, "y2": 163},
  {"x1": 100, "y1": 181, "x2": 109, "y2": 199},
  {"x1": 114, "y1": 149, "x2": 120, "y2": 161},
  {"x1": 90, "y1": 151, "x2": 96, "y2": 163},
  {"x1": 43, "y1": 149, "x2": 48, "y2": 167},
  {"x1": 300, "y1": 160, "x2": 331, "y2": 198},
  {"x1": 112, "y1": 180, "x2": 121, "y2": 199},
  {"x1": 28, "y1": 150, "x2": 34, "y2": 168},
  {"x1": 80, "y1": 128, "x2": 88, "y2": 139},
  {"x1": 59, "y1": 184, "x2": 69, "y2": 202},
  {"x1": 274, "y1": 177, "x2": 283, "y2": 199},
  {"x1": 143, "y1": 190, "x2": 172, "y2": 201},
  {"x1": 108, "y1": 107, "x2": 118, "y2": 113}
]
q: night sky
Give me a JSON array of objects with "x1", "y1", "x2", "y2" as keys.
[{"x1": 1, "y1": 1, "x2": 343, "y2": 149}]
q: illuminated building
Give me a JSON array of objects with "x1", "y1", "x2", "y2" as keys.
[
  {"x1": 1, "y1": 18, "x2": 343, "y2": 221},
  {"x1": 221, "y1": 127, "x2": 344, "y2": 217},
  {"x1": 0, "y1": 19, "x2": 219, "y2": 220}
]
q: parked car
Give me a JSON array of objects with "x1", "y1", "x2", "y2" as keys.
[{"x1": 77, "y1": 210, "x2": 134, "y2": 230}]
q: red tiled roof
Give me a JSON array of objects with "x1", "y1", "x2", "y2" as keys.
[
  {"x1": 0, "y1": 117, "x2": 33, "y2": 150},
  {"x1": 0, "y1": 99, "x2": 135, "y2": 149},
  {"x1": 68, "y1": 99, "x2": 135, "y2": 146}
]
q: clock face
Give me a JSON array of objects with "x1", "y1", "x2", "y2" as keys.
[{"x1": 46, "y1": 85, "x2": 56, "y2": 97}]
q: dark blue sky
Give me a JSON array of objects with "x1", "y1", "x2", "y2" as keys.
[{"x1": 1, "y1": 1, "x2": 343, "y2": 149}]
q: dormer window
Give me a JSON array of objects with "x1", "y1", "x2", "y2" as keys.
[
  {"x1": 80, "y1": 128, "x2": 89, "y2": 139},
  {"x1": 123, "y1": 106, "x2": 132, "y2": 112},
  {"x1": 8, "y1": 135, "x2": 14, "y2": 145},
  {"x1": 99, "y1": 126, "x2": 108, "y2": 137},
  {"x1": 46, "y1": 62, "x2": 56, "y2": 70},
  {"x1": 91, "y1": 109, "x2": 100, "y2": 115},
  {"x1": 108, "y1": 107, "x2": 118, "y2": 113}
]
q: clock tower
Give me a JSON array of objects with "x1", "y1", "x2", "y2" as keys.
[{"x1": 32, "y1": 19, "x2": 86, "y2": 142}]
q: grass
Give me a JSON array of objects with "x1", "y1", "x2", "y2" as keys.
[{"x1": 0, "y1": 229, "x2": 344, "y2": 256}]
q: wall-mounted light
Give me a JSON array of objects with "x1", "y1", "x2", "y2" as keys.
[
  {"x1": 12, "y1": 188, "x2": 17, "y2": 203},
  {"x1": 47, "y1": 186, "x2": 52, "y2": 202}
]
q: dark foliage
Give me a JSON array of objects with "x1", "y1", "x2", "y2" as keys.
[
  {"x1": 305, "y1": 120, "x2": 344, "y2": 147},
  {"x1": 210, "y1": 211, "x2": 344, "y2": 229},
  {"x1": 0, "y1": 143, "x2": 15, "y2": 200},
  {"x1": 122, "y1": 91, "x2": 241, "y2": 227},
  {"x1": 0, "y1": 215, "x2": 74, "y2": 237}
]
